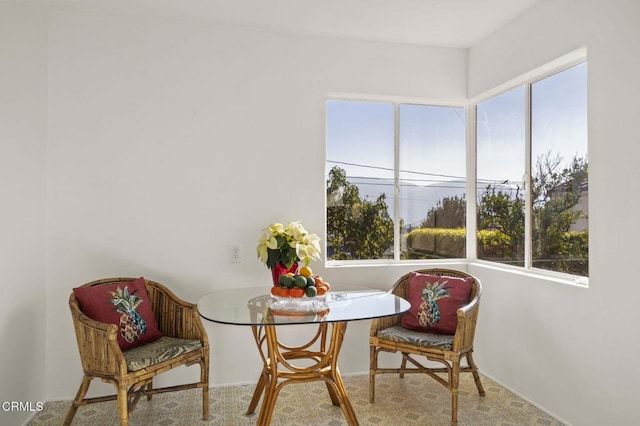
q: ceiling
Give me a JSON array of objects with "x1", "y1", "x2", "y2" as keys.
[{"x1": 52, "y1": 0, "x2": 541, "y2": 48}]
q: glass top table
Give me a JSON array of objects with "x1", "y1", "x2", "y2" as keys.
[
  {"x1": 197, "y1": 287, "x2": 409, "y2": 425},
  {"x1": 197, "y1": 286, "x2": 409, "y2": 326}
]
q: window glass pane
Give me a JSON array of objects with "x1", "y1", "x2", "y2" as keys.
[
  {"x1": 326, "y1": 100, "x2": 395, "y2": 260},
  {"x1": 531, "y1": 63, "x2": 588, "y2": 276},
  {"x1": 400, "y1": 105, "x2": 466, "y2": 259},
  {"x1": 476, "y1": 87, "x2": 526, "y2": 266}
]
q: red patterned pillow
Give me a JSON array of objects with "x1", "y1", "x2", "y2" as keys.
[
  {"x1": 400, "y1": 272, "x2": 473, "y2": 335},
  {"x1": 73, "y1": 277, "x2": 162, "y2": 350}
]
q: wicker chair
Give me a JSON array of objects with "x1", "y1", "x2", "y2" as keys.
[
  {"x1": 65, "y1": 277, "x2": 210, "y2": 426},
  {"x1": 369, "y1": 268, "x2": 484, "y2": 425}
]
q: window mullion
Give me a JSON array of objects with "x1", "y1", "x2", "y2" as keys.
[
  {"x1": 394, "y1": 103, "x2": 401, "y2": 261},
  {"x1": 524, "y1": 84, "x2": 533, "y2": 269},
  {"x1": 467, "y1": 105, "x2": 477, "y2": 261}
]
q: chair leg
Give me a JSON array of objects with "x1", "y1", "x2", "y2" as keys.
[
  {"x1": 450, "y1": 359, "x2": 460, "y2": 426},
  {"x1": 369, "y1": 345, "x2": 377, "y2": 403},
  {"x1": 201, "y1": 358, "x2": 210, "y2": 420},
  {"x1": 466, "y1": 350, "x2": 485, "y2": 396},
  {"x1": 399, "y1": 352, "x2": 408, "y2": 378},
  {"x1": 64, "y1": 374, "x2": 92, "y2": 426},
  {"x1": 146, "y1": 379, "x2": 153, "y2": 401},
  {"x1": 116, "y1": 383, "x2": 129, "y2": 426}
]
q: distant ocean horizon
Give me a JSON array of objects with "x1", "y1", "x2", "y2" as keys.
[{"x1": 349, "y1": 177, "x2": 467, "y2": 228}]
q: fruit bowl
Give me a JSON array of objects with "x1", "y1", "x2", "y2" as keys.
[
  {"x1": 268, "y1": 269, "x2": 331, "y2": 314},
  {"x1": 269, "y1": 292, "x2": 329, "y2": 314},
  {"x1": 270, "y1": 293, "x2": 328, "y2": 303},
  {"x1": 269, "y1": 308, "x2": 330, "y2": 321}
]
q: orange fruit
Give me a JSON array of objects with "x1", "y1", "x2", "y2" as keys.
[
  {"x1": 314, "y1": 276, "x2": 324, "y2": 286},
  {"x1": 322, "y1": 281, "x2": 331, "y2": 291},
  {"x1": 271, "y1": 286, "x2": 280, "y2": 296},
  {"x1": 289, "y1": 288, "x2": 305, "y2": 298},
  {"x1": 278, "y1": 287, "x2": 291, "y2": 297},
  {"x1": 316, "y1": 286, "x2": 328, "y2": 296}
]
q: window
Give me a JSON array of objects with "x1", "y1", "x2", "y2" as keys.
[
  {"x1": 326, "y1": 100, "x2": 466, "y2": 262},
  {"x1": 399, "y1": 105, "x2": 467, "y2": 259},
  {"x1": 476, "y1": 87, "x2": 526, "y2": 267},
  {"x1": 325, "y1": 58, "x2": 587, "y2": 280},
  {"x1": 475, "y1": 62, "x2": 588, "y2": 277},
  {"x1": 326, "y1": 101, "x2": 395, "y2": 262}
]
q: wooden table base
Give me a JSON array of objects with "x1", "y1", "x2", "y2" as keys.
[{"x1": 247, "y1": 322, "x2": 358, "y2": 425}]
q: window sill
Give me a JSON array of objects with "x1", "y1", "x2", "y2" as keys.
[
  {"x1": 326, "y1": 258, "x2": 468, "y2": 269},
  {"x1": 468, "y1": 260, "x2": 589, "y2": 288},
  {"x1": 325, "y1": 258, "x2": 589, "y2": 288}
]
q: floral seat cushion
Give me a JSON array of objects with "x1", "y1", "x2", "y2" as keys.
[
  {"x1": 123, "y1": 336, "x2": 203, "y2": 372},
  {"x1": 376, "y1": 325, "x2": 454, "y2": 350}
]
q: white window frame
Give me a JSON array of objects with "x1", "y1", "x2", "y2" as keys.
[
  {"x1": 325, "y1": 47, "x2": 589, "y2": 287},
  {"x1": 469, "y1": 48, "x2": 588, "y2": 285},
  {"x1": 325, "y1": 94, "x2": 468, "y2": 266}
]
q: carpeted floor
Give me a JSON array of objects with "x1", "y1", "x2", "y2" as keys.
[{"x1": 29, "y1": 373, "x2": 563, "y2": 425}]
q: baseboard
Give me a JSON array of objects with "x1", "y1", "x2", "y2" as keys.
[{"x1": 478, "y1": 371, "x2": 572, "y2": 426}]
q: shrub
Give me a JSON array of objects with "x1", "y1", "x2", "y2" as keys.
[
  {"x1": 476, "y1": 229, "x2": 513, "y2": 259},
  {"x1": 406, "y1": 228, "x2": 466, "y2": 258}
]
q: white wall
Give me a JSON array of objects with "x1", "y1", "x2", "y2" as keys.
[
  {"x1": 5, "y1": 2, "x2": 637, "y2": 425},
  {"x1": 0, "y1": 4, "x2": 48, "y2": 426},
  {"x1": 44, "y1": 8, "x2": 467, "y2": 399},
  {"x1": 469, "y1": 1, "x2": 640, "y2": 425}
]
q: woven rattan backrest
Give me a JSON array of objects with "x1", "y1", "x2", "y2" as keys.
[{"x1": 390, "y1": 268, "x2": 481, "y2": 306}]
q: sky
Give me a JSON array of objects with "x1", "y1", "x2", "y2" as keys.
[{"x1": 478, "y1": 62, "x2": 588, "y2": 186}]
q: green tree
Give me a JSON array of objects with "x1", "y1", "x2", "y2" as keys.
[
  {"x1": 326, "y1": 166, "x2": 394, "y2": 260},
  {"x1": 532, "y1": 153, "x2": 588, "y2": 273},
  {"x1": 421, "y1": 195, "x2": 466, "y2": 229},
  {"x1": 476, "y1": 153, "x2": 588, "y2": 274},
  {"x1": 477, "y1": 184, "x2": 525, "y2": 262}
]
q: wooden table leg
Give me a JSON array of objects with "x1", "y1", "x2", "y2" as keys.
[
  {"x1": 325, "y1": 322, "x2": 359, "y2": 425},
  {"x1": 246, "y1": 371, "x2": 267, "y2": 415},
  {"x1": 248, "y1": 321, "x2": 359, "y2": 426}
]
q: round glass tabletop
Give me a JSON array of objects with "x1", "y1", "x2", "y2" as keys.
[{"x1": 197, "y1": 287, "x2": 410, "y2": 326}]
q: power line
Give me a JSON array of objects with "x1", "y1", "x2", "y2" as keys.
[
  {"x1": 327, "y1": 159, "x2": 520, "y2": 185},
  {"x1": 350, "y1": 175, "x2": 465, "y2": 184},
  {"x1": 328, "y1": 160, "x2": 466, "y2": 181}
]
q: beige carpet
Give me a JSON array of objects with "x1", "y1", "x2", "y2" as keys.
[{"x1": 29, "y1": 373, "x2": 563, "y2": 425}]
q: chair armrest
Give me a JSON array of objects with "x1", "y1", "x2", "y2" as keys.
[
  {"x1": 146, "y1": 281, "x2": 209, "y2": 347},
  {"x1": 452, "y1": 292, "x2": 481, "y2": 352},
  {"x1": 70, "y1": 303, "x2": 127, "y2": 375}
]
